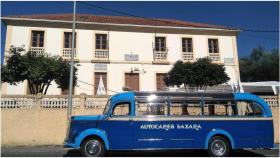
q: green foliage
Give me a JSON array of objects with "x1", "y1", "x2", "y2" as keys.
[
  {"x1": 1, "y1": 46, "x2": 78, "y2": 94},
  {"x1": 239, "y1": 46, "x2": 279, "y2": 82},
  {"x1": 165, "y1": 57, "x2": 230, "y2": 90}
]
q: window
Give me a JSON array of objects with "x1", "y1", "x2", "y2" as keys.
[
  {"x1": 136, "y1": 98, "x2": 168, "y2": 116},
  {"x1": 112, "y1": 102, "x2": 130, "y2": 116},
  {"x1": 208, "y1": 39, "x2": 219, "y2": 53},
  {"x1": 236, "y1": 101, "x2": 263, "y2": 117},
  {"x1": 204, "y1": 100, "x2": 236, "y2": 116},
  {"x1": 31, "y1": 31, "x2": 44, "y2": 47},
  {"x1": 155, "y1": 37, "x2": 166, "y2": 52},
  {"x1": 170, "y1": 100, "x2": 202, "y2": 116},
  {"x1": 182, "y1": 38, "x2": 193, "y2": 52},
  {"x1": 95, "y1": 34, "x2": 107, "y2": 50},
  {"x1": 64, "y1": 32, "x2": 76, "y2": 48},
  {"x1": 125, "y1": 73, "x2": 139, "y2": 91},
  {"x1": 94, "y1": 72, "x2": 107, "y2": 95},
  {"x1": 156, "y1": 73, "x2": 167, "y2": 91}
]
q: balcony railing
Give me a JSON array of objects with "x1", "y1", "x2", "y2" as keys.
[
  {"x1": 182, "y1": 52, "x2": 194, "y2": 62},
  {"x1": 29, "y1": 47, "x2": 45, "y2": 55},
  {"x1": 94, "y1": 50, "x2": 109, "y2": 60},
  {"x1": 209, "y1": 53, "x2": 220, "y2": 62},
  {"x1": 62, "y1": 48, "x2": 76, "y2": 59},
  {"x1": 154, "y1": 51, "x2": 168, "y2": 62}
]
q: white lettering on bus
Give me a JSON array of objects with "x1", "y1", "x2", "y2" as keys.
[{"x1": 140, "y1": 123, "x2": 201, "y2": 131}]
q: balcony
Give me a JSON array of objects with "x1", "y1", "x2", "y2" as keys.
[
  {"x1": 92, "y1": 50, "x2": 109, "y2": 63},
  {"x1": 29, "y1": 47, "x2": 45, "y2": 55},
  {"x1": 209, "y1": 53, "x2": 220, "y2": 62},
  {"x1": 182, "y1": 52, "x2": 194, "y2": 62},
  {"x1": 153, "y1": 51, "x2": 168, "y2": 64},
  {"x1": 62, "y1": 48, "x2": 76, "y2": 59}
]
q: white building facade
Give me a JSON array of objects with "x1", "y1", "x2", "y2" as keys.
[{"x1": 1, "y1": 14, "x2": 240, "y2": 95}]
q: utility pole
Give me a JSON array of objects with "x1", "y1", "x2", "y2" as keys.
[{"x1": 66, "y1": 0, "x2": 76, "y2": 139}]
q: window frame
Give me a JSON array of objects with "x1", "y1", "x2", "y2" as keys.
[
  {"x1": 95, "y1": 33, "x2": 108, "y2": 50},
  {"x1": 111, "y1": 102, "x2": 131, "y2": 117},
  {"x1": 236, "y1": 100, "x2": 265, "y2": 117},
  {"x1": 63, "y1": 32, "x2": 77, "y2": 49},
  {"x1": 170, "y1": 99, "x2": 203, "y2": 117},
  {"x1": 94, "y1": 72, "x2": 107, "y2": 96},
  {"x1": 181, "y1": 37, "x2": 193, "y2": 53},
  {"x1": 208, "y1": 38, "x2": 219, "y2": 54},
  {"x1": 30, "y1": 30, "x2": 45, "y2": 48},
  {"x1": 154, "y1": 36, "x2": 167, "y2": 52},
  {"x1": 203, "y1": 100, "x2": 237, "y2": 117},
  {"x1": 135, "y1": 98, "x2": 169, "y2": 117}
]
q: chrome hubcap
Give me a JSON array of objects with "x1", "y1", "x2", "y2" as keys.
[
  {"x1": 211, "y1": 140, "x2": 226, "y2": 156},
  {"x1": 85, "y1": 140, "x2": 101, "y2": 156}
]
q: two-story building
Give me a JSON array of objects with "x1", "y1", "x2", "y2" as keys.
[{"x1": 1, "y1": 14, "x2": 240, "y2": 95}]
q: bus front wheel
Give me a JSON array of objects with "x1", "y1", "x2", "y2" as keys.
[
  {"x1": 207, "y1": 136, "x2": 231, "y2": 157},
  {"x1": 81, "y1": 137, "x2": 106, "y2": 157}
]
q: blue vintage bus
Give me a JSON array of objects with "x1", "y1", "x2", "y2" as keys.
[{"x1": 64, "y1": 92, "x2": 274, "y2": 157}]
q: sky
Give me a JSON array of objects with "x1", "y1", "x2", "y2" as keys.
[{"x1": 1, "y1": 1, "x2": 279, "y2": 62}]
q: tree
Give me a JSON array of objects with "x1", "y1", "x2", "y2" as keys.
[
  {"x1": 164, "y1": 57, "x2": 230, "y2": 90},
  {"x1": 1, "y1": 46, "x2": 78, "y2": 94},
  {"x1": 54, "y1": 60, "x2": 78, "y2": 94},
  {"x1": 239, "y1": 46, "x2": 279, "y2": 82},
  {"x1": 164, "y1": 61, "x2": 195, "y2": 89}
]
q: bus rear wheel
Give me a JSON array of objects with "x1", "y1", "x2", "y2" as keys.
[
  {"x1": 207, "y1": 136, "x2": 231, "y2": 157},
  {"x1": 81, "y1": 137, "x2": 106, "y2": 157}
]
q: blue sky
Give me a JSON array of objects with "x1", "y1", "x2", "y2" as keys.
[{"x1": 1, "y1": 1, "x2": 279, "y2": 62}]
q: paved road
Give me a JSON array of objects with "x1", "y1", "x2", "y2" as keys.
[{"x1": 1, "y1": 146, "x2": 279, "y2": 157}]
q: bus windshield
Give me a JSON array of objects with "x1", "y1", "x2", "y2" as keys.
[{"x1": 103, "y1": 99, "x2": 111, "y2": 115}]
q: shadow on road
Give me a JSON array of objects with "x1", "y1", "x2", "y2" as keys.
[{"x1": 64, "y1": 149, "x2": 265, "y2": 157}]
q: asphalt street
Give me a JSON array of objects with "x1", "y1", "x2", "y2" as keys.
[{"x1": 1, "y1": 145, "x2": 279, "y2": 157}]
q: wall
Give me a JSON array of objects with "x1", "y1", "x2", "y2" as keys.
[
  {"x1": 2, "y1": 25, "x2": 239, "y2": 95},
  {"x1": 1, "y1": 95, "x2": 279, "y2": 146}
]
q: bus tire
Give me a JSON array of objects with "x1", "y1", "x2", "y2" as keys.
[
  {"x1": 81, "y1": 137, "x2": 106, "y2": 157},
  {"x1": 207, "y1": 136, "x2": 231, "y2": 157}
]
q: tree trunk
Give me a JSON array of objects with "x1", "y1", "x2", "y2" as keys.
[
  {"x1": 27, "y1": 80, "x2": 32, "y2": 94},
  {"x1": 44, "y1": 81, "x2": 51, "y2": 95},
  {"x1": 40, "y1": 84, "x2": 45, "y2": 93},
  {"x1": 183, "y1": 84, "x2": 187, "y2": 92},
  {"x1": 28, "y1": 80, "x2": 35, "y2": 94}
]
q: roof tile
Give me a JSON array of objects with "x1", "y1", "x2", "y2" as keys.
[{"x1": 6, "y1": 14, "x2": 237, "y2": 30}]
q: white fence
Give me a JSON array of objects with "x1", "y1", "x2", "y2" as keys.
[
  {"x1": 1, "y1": 94, "x2": 278, "y2": 108},
  {"x1": 260, "y1": 95, "x2": 279, "y2": 107},
  {"x1": 1, "y1": 95, "x2": 36, "y2": 108},
  {"x1": 1, "y1": 94, "x2": 108, "y2": 109}
]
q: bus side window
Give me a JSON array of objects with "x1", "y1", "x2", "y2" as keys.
[
  {"x1": 112, "y1": 102, "x2": 130, "y2": 116},
  {"x1": 136, "y1": 101, "x2": 168, "y2": 116},
  {"x1": 236, "y1": 101, "x2": 264, "y2": 117},
  {"x1": 170, "y1": 100, "x2": 202, "y2": 116},
  {"x1": 203, "y1": 101, "x2": 235, "y2": 116}
]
